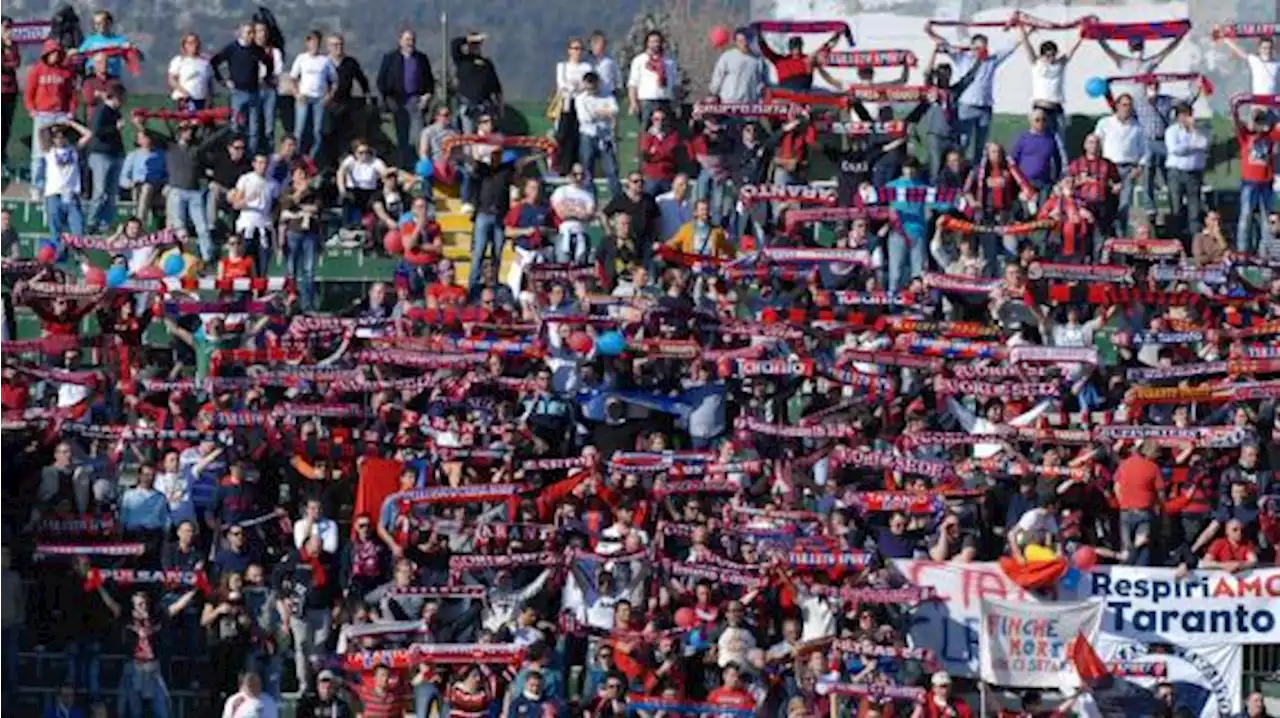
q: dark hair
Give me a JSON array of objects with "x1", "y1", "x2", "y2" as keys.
[
  {"x1": 1039, "y1": 41, "x2": 1058, "y2": 56},
  {"x1": 306, "y1": 30, "x2": 322, "y2": 43},
  {"x1": 972, "y1": 33, "x2": 988, "y2": 44},
  {"x1": 645, "y1": 30, "x2": 664, "y2": 45},
  {"x1": 583, "y1": 71, "x2": 600, "y2": 85}
]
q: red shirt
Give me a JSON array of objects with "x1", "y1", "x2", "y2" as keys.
[
  {"x1": 639, "y1": 130, "x2": 680, "y2": 181},
  {"x1": 775, "y1": 125, "x2": 817, "y2": 167},
  {"x1": 1206, "y1": 537, "x2": 1255, "y2": 563},
  {"x1": 706, "y1": 686, "x2": 755, "y2": 710},
  {"x1": 1113, "y1": 455, "x2": 1162, "y2": 511},
  {"x1": 1238, "y1": 125, "x2": 1280, "y2": 184},
  {"x1": 219, "y1": 256, "x2": 255, "y2": 280},
  {"x1": 759, "y1": 45, "x2": 812, "y2": 89},
  {"x1": 426, "y1": 282, "x2": 467, "y2": 307},
  {"x1": 357, "y1": 681, "x2": 406, "y2": 718},
  {"x1": 24, "y1": 60, "x2": 77, "y2": 114},
  {"x1": 1066, "y1": 155, "x2": 1119, "y2": 205}
]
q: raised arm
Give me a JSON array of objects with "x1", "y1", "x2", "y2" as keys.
[
  {"x1": 1096, "y1": 38, "x2": 1126, "y2": 65},
  {"x1": 1148, "y1": 32, "x2": 1185, "y2": 66},
  {"x1": 1018, "y1": 24, "x2": 1037, "y2": 63},
  {"x1": 1219, "y1": 35, "x2": 1248, "y2": 61}
]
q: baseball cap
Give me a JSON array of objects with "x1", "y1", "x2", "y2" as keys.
[
  {"x1": 931, "y1": 671, "x2": 952, "y2": 687},
  {"x1": 317, "y1": 669, "x2": 336, "y2": 682}
]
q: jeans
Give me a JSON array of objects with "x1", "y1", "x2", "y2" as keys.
[
  {"x1": 166, "y1": 187, "x2": 214, "y2": 262},
  {"x1": 414, "y1": 681, "x2": 442, "y2": 718},
  {"x1": 887, "y1": 227, "x2": 925, "y2": 292},
  {"x1": 260, "y1": 90, "x2": 277, "y2": 152},
  {"x1": 251, "y1": 650, "x2": 284, "y2": 700},
  {"x1": 389, "y1": 96, "x2": 426, "y2": 168},
  {"x1": 470, "y1": 212, "x2": 504, "y2": 292},
  {"x1": 30, "y1": 112, "x2": 66, "y2": 181},
  {"x1": 286, "y1": 230, "x2": 320, "y2": 311},
  {"x1": 240, "y1": 226, "x2": 273, "y2": 276},
  {"x1": 289, "y1": 609, "x2": 331, "y2": 693},
  {"x1": 1120, "y1": 509, "x2": 1154, "y2": 566},
  {"x1": 44, "y1": 194, "x2": 85, "y2": 245},
  {"x1": 957, "y1": 105, "x2": 992, "y2": 167},
  {"x1": 293, "y1": 96, "x2": 326, "y2": 158},
  {"x1": 65, "y1": 639, "x2": 102, "y2": 699},
  {"x1": 772, "y1": 166, "x2": 802, "y2": 219},
  {"x1": 2, "y1": 627, "x2": 17, "y2": 715},
  {"x1": 1167, "y1": 168, "x2": 1203, "y2": 239},
  {"x1": 1114, "y1": 163, "x2": 1137, "y2": 236},
  {"x1": 230, "y1": 89, "x2": 262, "y2": 154},
  {"x1": 1237, "y1": 181, "x2": 1276, "y2": 255},
  {"x1": 554, "y1": 226, "x2": 590, "y2": 265},
  {"x1": 117, "y1": 661, "x2": 169, "y2": 718},
  {"x1": 926, "y1": 134, "x2": 955, "y2": 183},
  {"x1": 643, "y1": 178, "x2": 670, "y2": 197},
  {"x1": 1040, "y1": 105, "x2": 1070, "y2": 172},
  {"x1": 1141, "y1": 142, "x2": 1167, "y2": 216},
  {"x1": 579, "y1": 133, "x2": 622, "y2": 200},
  {"x1": 695, "y1": 167, "x2": 727, "y2": 225},
  {"x1": 86, "y1": 152, "x2": 123, "y2": 231}
]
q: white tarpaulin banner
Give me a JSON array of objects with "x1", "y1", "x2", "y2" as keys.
[
  {"x1": 1077, "y1": 638, "x2": 1243, "y2": 718},
  {"x1": 978, "y1": 596, "x2": 1103, "y2": 689},
  {"x1": 1065, "y1": 566, "x2": 1280, "y2": 646},
  {"x1": 892, "y1": 560, "x2": 1038, "y2": 676}
]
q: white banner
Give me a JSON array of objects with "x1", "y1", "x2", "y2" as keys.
[
  {"x1": 979, "y1": 597, "x2": 1103, "y2": 689},
  {"x1": 1064, "y1": 566, "x2": 1280, "y2": 646},
  {"x1": 892, "y1": 560, "x2": 1038, "y2": 676},
  {"x1": 1078, "y1": 639, "x2": 1243, "y2": 718}
]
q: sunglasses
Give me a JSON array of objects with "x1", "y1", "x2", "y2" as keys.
[{"x1": 356, "y1": 522, "x2": 370, "y2": 529}]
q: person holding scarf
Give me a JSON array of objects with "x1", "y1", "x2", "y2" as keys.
[
  {"x1": 1064, "y1": 134, "x2": 1120, "y2": 255},
  {"x1": 964, "y1": 142, "x2": 1035, "y2": 274},
  {"x1": 626, "y1": 31, "x2": 678, "y2": 129}
]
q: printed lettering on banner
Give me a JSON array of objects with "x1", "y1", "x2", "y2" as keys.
[
  {"x1": 978, "y1": 597, "x2": 1103, "y2": 689},
  {"x1": 892, "y1": 560, "x2": 1037, "y2": 677},
  {"x1": 1076, "y1": 638, "x2": 1242, "y2": 718},
  {"x1": 1066, "y1": 567, "x2": 1280, "y2": 645}
]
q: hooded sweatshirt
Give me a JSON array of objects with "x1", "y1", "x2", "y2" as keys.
[{"x1": 24, "y1": 41, "x2": 77, "y2": 114}]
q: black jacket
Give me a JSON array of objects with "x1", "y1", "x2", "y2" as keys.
[
  {"x1": 376, "y1": 49, "x2": 435, "y2": 101},
  {"x1": 211, "y1": 41, "x2": 269, "y2": 93}
]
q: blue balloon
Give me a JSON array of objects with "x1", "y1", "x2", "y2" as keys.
[
  {"x1": 163, "y1": 253, "x2": 186, "y2": 277},
  {"x1": 105, "y1": 265, "x2": 129, "y2": 288},
  {"x1": 1060, "y1": 566, "x2": 1081, "y2": 591},
  {"x1": 595, "y1": 331, "x2": 627, "y2": 356},
  {"x1": 1085, "y1": 76, "x2": 1108, "y2": 99}
]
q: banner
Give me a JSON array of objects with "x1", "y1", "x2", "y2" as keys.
[
  {"x1": 1078, "y1": 638, "x2": 1243, "y2": 718},
  {"x1": 979, "y1": 597, "x2": 1103, "y2": 689},
  {"x1": 1065, "y1": 567, "x2": 1280, "y2": 646},
  {"x1": 892, "y1": 560, "x2": 1038, "y2": 676}
]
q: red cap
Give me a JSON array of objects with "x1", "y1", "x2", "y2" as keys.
[{"x1": 41, "y1": 39, "x2": 62, "y2": 57}]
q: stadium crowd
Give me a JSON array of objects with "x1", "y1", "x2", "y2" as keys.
[{"x1": 0, "y1": 5, "x2": 1279, "y2": 718}]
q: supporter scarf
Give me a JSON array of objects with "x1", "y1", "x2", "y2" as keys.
[
  {"x1": 654, "y1": 480, "x2": 740, "y2": 496},
  {"x1": 784, "y1": 205, "x2": 896, "y2": 232},
  {"x1": 1009, "y1": 346, "x2": 1099, "y2": 365},
  {"x1": 1106, "y1": 72, "x2": 1210, "y2": 92},
  {"x1": 526, "y1": 263, "x2": 599, "y2": 283},
  {"x1": 788, "y1": 550, "x2": 870, "y2": 568},
  {"x1": 1026, "y1": 261, "x2": 1133, "y2": 283},
  {"x1": 629, "y1": 338, "x2": 702, "y2": 359},
  {"x1": 161, "y1": 299, "x2": 278, "y2": 316},
  {"x1": 1127, "y1": 382, "x2": 1280, "y2": 406},
  {"x1": 469, "y1": 522, "x2": 557, "y2": 544},
  {"x1": 1213, "y1": 23, "x2": 1279, "y2": 38},
  {"x1": 1111, "y1": 330, "x2": 1204, "y2": 347},
  {"x1": 71, "y1": 44, "x2": 143, "y2": 75},
  {"x1": 1014, "y1": 11, "x2": 1095, "y2": 31},
  {"x1": 804, "y1": 587, "x2": 938, "y2": 607},
  {"x1": 722, "y1": 265, "x2": 826, "y2": 283},
  {"x1": 829, "y1": 446, "x2": 952, "y2": 480},
  {"x1": 610, "y1": 450, "x2": 715, "y2": 468},
  {"x1": 815, "y1": 681, "x2": 927, "y2": 700},
  {"x1": 717, "y1": 320, "x2": 806, "y2": 340},
  {"x1": 63, "y1": 228, "x2": 176, "y2": 251},
  {"x1": 829, "y1": 639, "x2": 935, "y2": 660},
  {"x1": 818, "y1": 365, "x2": 898, "y2": 396},
  {"x1": 761, "y1": 247, "x2": 871, "y2": 265},
  {"x1": 858, "y1": 185, "x2": 963, "y2": 207},
  {"x1": 448, "y1": 552, "x2": 558, "y2": 574},
  {"x1": 434, "y1": 448, "x2": 511, "y2": 462},
  {"x1": 845, "y1": 491, "x2": 946, "y2": 514},
  {"x1": 1233, "y1": 344, "x2": 1280, "y2": 359},
  {"x1": 36, "y1": 515, "x2": 118, "y2": 536},
  {"x1": 903, "y1": 431, "x2": 1006, "y2": 448},
  {"x1": 344, "y1": 643, "x2": 525, "y2": 672},
  {"x1": 386, "y1": 585, "x2": 487, "y2": 599},
  {"x1": 730, "y1": 357, "x2": 815, "y2": 378},
  {"x1": 288, "y1": 315, "x2": 389, "y2": 335},
  {"x1": 896, "y1": 334, "x2": 1006, "y2": 360},
  {"x1": 1099, "y1": 237, "x2": 1184, "y2": 262},
  {"x1": 36, "y1": 543, "x2": 145, "y2": 558},
  {"x1": 752, "y1": 19, "x2": 853, "y2": 37},
  {"x1": 1080, "y1": 18, "x2": 1191, "y2": 40},
  {"x1": 825, "y1": 120, "x2": 909, "y2": 137},
  {"x1": 691, "y1": 102, "x2": 795, "y2": 120},
  {"x1": 164, "y1": 276, "x2": 294, "y2": 293},
  {"x1": 440, "y1": 134, "x2": 557, "y2": 162},
  {"x1": 130, "y1": 107, "x2": 232, "y2": 125},
  {"x1": 394, "y1": 484, "x2": 531, "y2": 507},
  {"x1": 13, "y1": 365, "x2": 101, "y2": 385},
  {"x1": 82, "y1": 568, "x2": 211, "y2": 593},
  {"x1": 1230, "y1": 358, "x2": 1280, "y2": 375},
  {"x1": 704, "y1": 343, "x2": 772, "y2": 361},
  {"x1": 64, "y1": 424, "x2": 214, "y2": 442},
  {"x1": 646, "y1": 50, "x2": 668, "y2": 88},
  {"x1": 735, "y1": 416, "x2": 857, "y2": 439},
  {"x1": 950, "y1": 364, "x2": 1055, "y2": 380},
  {"x1": 342, "y1": 620, "x2": 432, "y2": 642},
  {"x1": 837, "y1": 350, "x2": 942, "y2": 372},
  {"x1": 998, "y1": 425, "x2": 1093, "y2": 445},
  {"x1": 923, "y1": 273, "x2": 998, "y2": 295},
  {"x1": 20, "y1": 281, "x2": 104, "y2": 299},
  {"x1": 1126, "y1": 362, "x2": 1228, "y2": 382},
  {"x1": 1, "y1": 258, "x2": 46, "y2": 280},
  {"x1": 666, "y1": 561, "x2": 763, "y2": 587},
  {"x1": 301, "y1": 552, "x2": 327, "y2": 590},
  {"x1": 1095, "y1": 425, "x2": 1251, "y2": 448},
  {"x1": 846, "y1": 84, "x2": 949, "y2": 104},
  {"x1": 354, "y1": 349, "x2": 489, "y2": 369},
  {"x1": 521, "y1": 456, "x2": 593, "y2": 472},
  {"x1": 1150, "y1": 265, "x2": 1229, "y2": 284},
  {"x1": 212, "y1": 347, "x2": 307, "y2": 366},
  {"x1": 881, "y1": 317, "x2": 1001, "y2": 339},
  {"x1": 818, "y1": 49, "x2": 917, "y2": 67},
  {"x1": 939, "y1": 216, "x2": 1057, "y2": 236},
  {"x1": 738, "y1": 183, "x2": 838, "y2": 206},
  {"x1": 626, "y1": 698, "x2": 754, "y2": 717},
  {"x1": 960, "y1": 457, "x2": 1090, "y2": 481}
]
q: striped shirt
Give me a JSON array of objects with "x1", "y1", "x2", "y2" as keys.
[
  {"x1": 356, "y1": 683, "x2": 405, "y2": 718},
  {"x1": 1066, "y1": 156, "x2": 1119, "y2": 205},
  {"x1": 447, "y1": 683, "x2": 492, "y2": 718}
]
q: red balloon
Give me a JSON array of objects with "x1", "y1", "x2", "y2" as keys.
[
  {"x1": 382, "y1": 229, "x2": 404, "y2": 255},
  {"x1": 36, "y1": 244, "x2": 56, "y2": 264},
  {"x1": 708, "y1": 25, "x2": 732, "y2": 49},
  {"x1": 567, "y1": 331, "x2": 594, "y2": 354},
  {"x1": 1073, "y1": 545, "x2": 1099, "y2": 570},
  {"x1": 674, "y1": 606, "x2": 696, "y2": 629},
  {"x1": 84, "y1": 266, "x2": 106, "y2": 288}
]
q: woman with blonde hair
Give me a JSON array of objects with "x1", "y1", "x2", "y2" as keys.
[
  {"x1": 168, "y1": 33, "x2": 213, "y2": 110},
  {"x1": 552, "y1": 36, "x2": 593, "y2": 174}
]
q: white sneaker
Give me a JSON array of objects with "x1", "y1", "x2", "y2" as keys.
[{"x1": 460, "y1": 202, "x2": 475, "y2": 216}]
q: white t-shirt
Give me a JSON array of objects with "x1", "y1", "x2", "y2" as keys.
[
  {"x1": 798, "y1": 594, "x2": 837, "y2": 643},
  {"x1": 290, "y1": 52, "x2": 337, "y2": 99},
  {"x1": 1014, "y1": 507, "x2": 1059, "y2": 539},
  {"x1": 222, "y1": 691, "x2": 279, "y2": 718},
  {"x1": 259, "y1": 46, "x2": 284, "y2": 94},
  {"x1": 340, "y1": 155, "x2": 387, "y2": 190},
  {"x1": 1030, "y1": 58, "x2": 1066, "y2": 106},
  {"x1": 233, "y1": 172, "x2": 276, "y2": 232},
  {"x1": 627, "y1": 53, "x2": 677, "y2": 101},
  {"x1": 168, "y1": 55, "x2": 213, "y2": 101},
  {"x1": 549, "y1": 184, "x2": 595, "y2": 236},
  {"x1": 716, "y1": 626, "x2": 757, "y2": 668},
  {"x1": 555, "y1": 59, "x2": 594, "y2": 99},
  {"x1": 1247, "y1": 54, "x2": 1280, "y2": 96},
  {"x1": 43, "y1": 148, "x2": 82, "y2": 198},
  {"x1": 1094, "y1": 114, "x2": 1146, "y2": 165}
]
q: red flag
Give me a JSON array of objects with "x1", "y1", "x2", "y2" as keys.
[
  {"x1": 1069, "y1": 632, "x2": 1109, "y2": 687},
  {"x1": 997, "y1": 555, "x2": 1068, "y2": 590}
]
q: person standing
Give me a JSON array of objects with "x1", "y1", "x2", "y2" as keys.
[
  {"x1": 253, "y1": 21, "x2": 285, "y2": 155},
  {"x1": 136, "y1": 115, "x2": 217, "y2": 262},
  {"x1": 377, "y1": 30, "x2": 435, "y2": 169},
  {"x1": 1109, "y1": 78, "x2": 1201, "y2": 223},
  {"x1": 324, "y1": 34, "x2": 370, "y2": 166},
  {"x1": 168, "y1": 34, "x2": 214, "y2": 111},
  {"x1": 709, "y1": 29, "x2": 765, "y2": 103},
  {"x1": 289, "y1": 31, "x2": 336, "y2": 159},
  {"x1": 229, "y1": 153, "x2": 278, "y2": 275},
  {"x1": 1218, "y1": 34, "x2": 1279, "y2": 97},
  {"x1": 1233, "y1": 107, "x2": 1280, "y2": 256},
  {"x1": 221, "y1": 671, "x2": 279, "y2": 718},
  {"x1": 627, "y1": 31, "x2": 678, "y2": 128},
  {"x1": 1093, "y1": 93, "x2": 1146, "y2": 236},
  {"x1": 280, "y1": 164, "x2": 323, "y2": 311},
  {"x1": 84, "y1": 87, "x2": 126, "y2": 234},
  {"x1": 588, "y1": 31, "x2": 621, "y2": 99},
  {"x1": 470, "y1": 135, "x2": 530, "y2": 293},
  {"x1": 931, "y1": 31, "x2": 1016, "y2": 167},
  {"x1": 551, "y1": 37, "x2": 592, "y2": 174},
  {"x1": 24, "y1": 40, "x2": 77, "y2": 185},
  {"x1": 1018, "y1": 24, "x2": 1084, "y2": 172},
  {"x1": 451, "y1": 31, "x2": 503, "y2": 133},
  {"x1": 1, "y1": 18, "x2": 18, "y2": 167},
  {"x1": 212, "y1": 24, "x2": 270, "y2": 154},
  {"x1": 37, "y1": 122, "x2": 92, "y2": 246},
  {"x1": 576, "y1": 72, "x2": 621, "y2": 199},
  {"x1": 1164, "y1": 102, "x2": 1208, "y2": 239}
]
